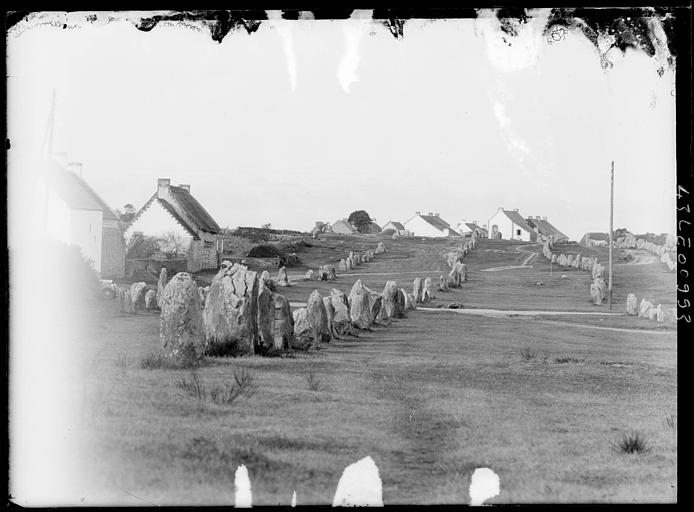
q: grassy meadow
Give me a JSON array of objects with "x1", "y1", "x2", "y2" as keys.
[{"x1": 68, "y1": 235, "x2": 676, "y2": 505}]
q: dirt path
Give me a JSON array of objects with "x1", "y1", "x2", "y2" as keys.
[
  {"x1": 480, "y1": 243, "x2": 539, "y2": 272},
  {"x1": 616, "y1": 249, "x2": 660, "y2": 266},
  {"x1": 416, "y1": 306, "x2": 623, "y2": 318}
]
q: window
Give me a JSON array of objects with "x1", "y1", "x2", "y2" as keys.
[
  {"x1": 517, "y1": 229, "x2": 521, "y2": 236},
  {"x1": 204, "y1": 241, "x2": 214, "y2": 248}
]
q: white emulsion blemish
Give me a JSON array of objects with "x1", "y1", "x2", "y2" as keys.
[
  {"x1": 291, "y1": 490, "x2": 297, "y2": 507},
  {"x1": 469, "y1": 467, "x2": 500, "y2": 506},
  {"x1": 337, "y1": 10, "x2": 374, "y2": 93},
  {"x1": 234, "y1": 464, "x2": 252, "y2": 508},
  {"x1": 265, "y1": 11, "x2": 297, "y2": 92},
  {"x1": 332, "y1": 456, "x2": 384, "y2": 507}
]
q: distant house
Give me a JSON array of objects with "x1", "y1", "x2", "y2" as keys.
[
  {"x1": 34, "y1": 158, "x2": 125, "y2": 278},
  {"x1": 487, "y1": 208, "x2": 535, "y2": 242},
  {"x1": 382, "y1": 220, "x2": 407, "y2": 236},
  {"x1": 580, "y1": 232, "x2": 610, "y2": 248},
  {"x1": 455, "y1": 220, "x2": 488, "y2": 238},
  {"x1": 403, "y1": 212, "x2": 458, "y2": 238},
  {"x1": 331, "y1": 218, "x2": 358, "y2": 235},
  {"x1": 526, "y1": 216, "x2": 568, "y2": 243},
  {"x1": 363, "y1": 219, "x2": 382, "y2": 234},
  {"x1": 124, "y1": 178, "x2": 221, "y2": 272}
]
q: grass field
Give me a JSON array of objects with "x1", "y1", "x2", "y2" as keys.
[{"x1": 66, "y1": 235, "x2": 676, "y2": 505}]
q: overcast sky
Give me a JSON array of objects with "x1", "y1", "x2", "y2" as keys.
[{"x1": 7, "y1": 10, "x2": 677, "y2": 240}]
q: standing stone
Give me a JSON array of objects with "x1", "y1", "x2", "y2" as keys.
[
  {"x1": 566, "y1": 255, "x2": 574, "y2": 267},
  {"x1": 117, "y1": 287, "x2": 135, "y2": 314},
  {"x1": 145, "y1": 289, "x2": 158, "y2": 310},
  {"x1": 401, "y1": 288, "x2": 416, "y2": 311},
  {"x1": 626, "y1": 293, "x2": 638, "y2": 315},
  {"x1": 594, "y1": 276, "x2": 606, "y2": 302},
  {"x1": 318, "y1": 266, "x2": 328, "y2": 281},
  {"x1": 439, "y1": 275, "x2": 450, "y2": 292},
  {"x1": 395, "y1": 288, "x2": 407, "y2": 317},
  {"x1": 639, "y1": 299, "x2": 653, "y2": 319},
  {"x1": 277, "y1": 266, "x2": 290, "y2": 287},
  {"x1": 655, "y1": 304, "x2": 664, "y2": 323},
  {"x1": 413, "y1": 278, "x2": 422, "y2": 304},
  {"x1": 323, "y1": 296, "x2": 337, "y2": 340},
  {"x1": 375, "y1": 242, "x2": 387, "y2": 254},
  {"x1": 260, "y1": 270, "x2": 273, "y2": 287},
  {"x1": 345, "y1": 258, "x2": 353, "y2": 271},
  {"x1": 198, "y1": 286, "x2": 206, "y2": 306},
  {"x1": 422, "y1": 277, "x2": 433, "y2": 304},
  {"x1": 377, "y1": 281, "x2": 401, "y2": 322},
  {"x1": 573, "y1": 253, "x2": 581, "y2": 268},
  {"x1": 348, "y1": 280, "x2": 371, "y2": 329},
  {"x1": 160, "y1": 272, "x2": 206, "y2": 357},
  {"x1": 292, "y1": 308, "x2": 313, "y2": 349},
  {"x1": 203, "y1": 264, "x2": 259, "y2": 356},
  {"x1": 348, "y1": 251, "x2": 355, "y2": 261},
  {"x1": 307, "y1": 290, "x2": 331, "y2": 343},
  {"x1": 338, "y1": 259, "x2": 347, "y2": 272},
  {"x1": 551, "y1": 254, "x2": 557, "y2": 264},
  {"x1": 156, "y1": 267, "x2": 168, "y2": 309},
  {"x1": 648, "y1": 305, "x2": 659, "y2": 321},
  {"x1": 590, "y1": 282, "x2": 602, "y2": 305},
  {"x1": 331, "y1": 289, "x2": 353, "y2": 335},
  {"x1": 257, "y1": 284, "x2": 294, "y2": 353},
  {"x1": 130, "y1": 282, "x2": 147, "y2": 311},
  {"x1": 305, "y1": 269, "x2": 315, "y2": 280}
]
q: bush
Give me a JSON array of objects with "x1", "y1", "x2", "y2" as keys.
[
  {"x1": 613, "y1": 432, "x2": 650, "y2": 454},
  {"x1": 209, "y1": 369, "x2": 256, "y2": 405},
  {"x1": 140, "y1": 346, "x2": 204, "y2": 370}
]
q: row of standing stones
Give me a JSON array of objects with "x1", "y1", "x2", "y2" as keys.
[{"x1": 540, "y1": 239, "x2": 676, "y2": 323}]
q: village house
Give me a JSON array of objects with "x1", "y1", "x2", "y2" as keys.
[
  {"x1": 381, "y1": 220, "x2": 406, "y2": 235},
  {"x1": 331, "y1": 218, "x2": 359, "y2": 235},
  {"x1": 124, "y1": 178, "x2": 221, "y2": 272},
  {"x1": 33, "y1": 157, "x2": 125, "y2": 278},
  {"x1": 580, "y1": 232, "x2": 610, "y2": 247},
  {"x1": 455, "y1": 220, "x2": 488, "y2": 239},
  {"x1": 526, "y1": 216, "x2": 569, "y2": 243},
  {"x1": 487, "y1": 208, "x2": 535, "y2": 242},
  {"x1": 403, "y1": 212, "x2": 458, "y2": 238}
]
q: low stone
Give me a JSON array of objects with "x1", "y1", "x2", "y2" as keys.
[
  {"x1": 277, "y1": 266, "x2": 290, "y2": 287},
  {"x1": 145, "y1": 289, "x2": 158, "y2": 310},
  {"x1": 305, "y1": 269, "x2": 315, "y2": 280},
  {"x1": 590, "y1": 282, "x2": 602, "y2": 305},
  {"x1": 625, "y1": 293, "x2": 638, "y2": 315},
  {"x1": 413, "y1": 277, "x2": 422, "y2": 304},
  {"x1": 439, "y1": 275, "x2": 450, "y2": 292},
  {"x1": 375, "y1": 242, "x2": 387, "y2": 254},
  {"x1": 639, "y1": 299, "x2": 653, "y2": 319},
  {"x1": 130, "y1": 282, "x2": 147, "y2": 311},
  {"x1": 422, "y1": 277, "x2": 433, "y2": 304}
]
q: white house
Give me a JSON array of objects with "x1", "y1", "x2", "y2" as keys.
[
  {"x1": 487, "y1": 208, "x2": 535, "y2": 242},
  {"x1": 455, "y1": 220, "x2": 487, "y2": 238},
  {"x1": 27, "y1": 157, "x2": 125, "y2": 277},
  {"x1": 403, "y1": 212, "x2": 457, "y2": 238},
  {"x1": 125, "y1": 178, "x2": 221, "y2": 272}
]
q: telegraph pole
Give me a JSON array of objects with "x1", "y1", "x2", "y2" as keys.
[{"x1": 608, "y1": 161, "x2": 614, "y2": 309}]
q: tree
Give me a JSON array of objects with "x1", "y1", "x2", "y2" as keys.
[
  {"x1": 348, "y1": 210, "x2": 372, "y2": 233},
  {"x1": 117, "y1": 203, "x2": 137, "y2": 224},
  {"x1": 156, "y1": 231, "x2": 190, "y2": 259}
]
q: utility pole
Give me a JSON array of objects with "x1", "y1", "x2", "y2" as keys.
[{"x1": 608, "y1": 160, "x2": 614, "y2": 309}]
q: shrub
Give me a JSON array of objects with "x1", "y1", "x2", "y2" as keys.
[
  {"x1": 520, "y1": 347, "x2": 537, "y2": 361},
  {"x1": 140, "y1": 346, "x2": 204, "y2": 370},
  {"x1": 614, "y1": 432, "x2": 650, "y2": 454},
  {"x1": 306, "y1": 370, "x2": 322, "y2": 391},
  {"x1": 554, "y1": 356, "x2": 586, "y2": 364},
  {"x1": 209, "y1": 369, "x2": 256, "y2": 405},
  {"x1": 176, "y1": 371, "x2": 207, "y2": 405}
]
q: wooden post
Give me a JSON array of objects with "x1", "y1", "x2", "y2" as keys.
[{"x1": 608, "y1": 161, "x2": 614, "y2": 309}]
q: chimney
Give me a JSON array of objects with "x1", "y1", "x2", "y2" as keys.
[
  {"x1": 157, "y1": 178, "x2": 171, "y2": 198},
  {"x1": 415, "y1": 211, "x2": 421, "y2": 215},
  {"x1": 428, "y1": 212, "x2": 434, "y2": 216},
  {"x1": 178, "y1": 184, "x2": 190, "y2": 193},
  {"x1": 434, "y1": 213, "x2": 440, "y2": 217},
  {"x1": 514, "y1": 208, "x2": 519, "y2": 212}
]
